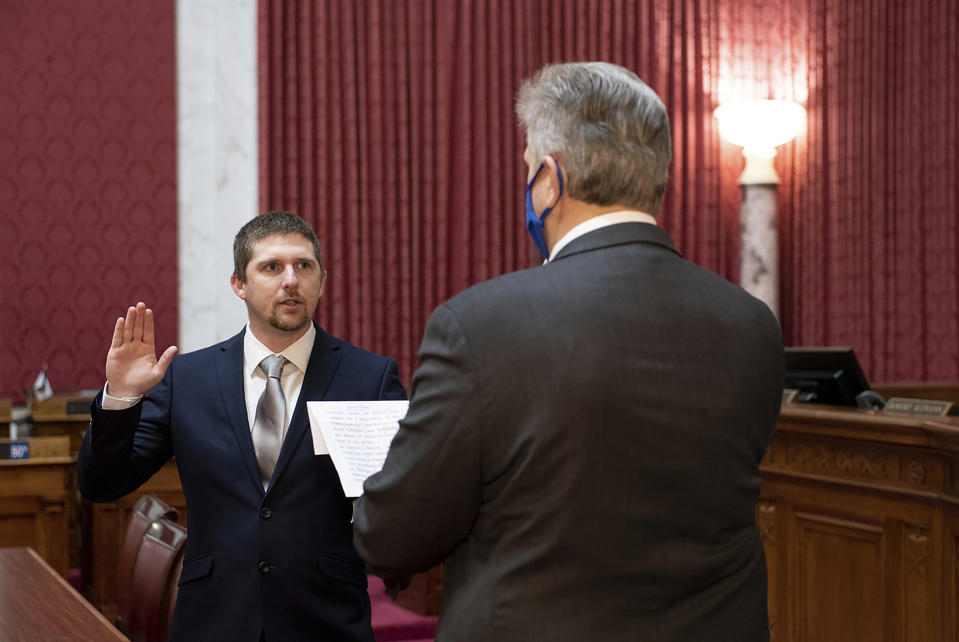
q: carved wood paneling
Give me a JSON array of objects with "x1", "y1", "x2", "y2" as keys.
[
  {"x1": 765, "y1": 432, "x2": 943, "y2": 496},
  {"x1": 758, "y1": 500, "x2": 777, "y2": 639},
  {"x1": 794, "y1": 512, "x2": 885, "y2": 642},
  {"x1": 955, "y1": 535, "x2": 959, "y2": 640},
  {"x1": 761, "y1": 404, "x2": 959, "y2": 642},
  {"x1": 950, "y1": 459, "x2": 959, "y2": 496},
  {"x1": 902, "y1": 459, "x2": 928, "y2": 487},
  {"x1": 906, "y1": 526, "x2": 929, "y2": 578},
  {"x1": 904, "y1": 525, "x2": 929, "y2": 642},
  {"x1": 786, "y1": 443, "x2": 889, "y2": 479}
]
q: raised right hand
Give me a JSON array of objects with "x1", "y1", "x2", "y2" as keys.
[{"x1": 105, "y1": 302, "x2": 178, "y2": 398}]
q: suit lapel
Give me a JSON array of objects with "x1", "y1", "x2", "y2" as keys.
[
  {"x1": 267, "y1": 324, "x2": 343, "y2": 494},
  {"x1": 216, "y1": 329, "x2": 265, "y2": 493}
]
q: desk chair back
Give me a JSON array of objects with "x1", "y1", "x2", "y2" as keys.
[
  {"x1": 129, "y1": 517, "x2": 187, "y2": 642},
  {"x1": 117, "y1": 496, "x2": 178, "y2": 635}
]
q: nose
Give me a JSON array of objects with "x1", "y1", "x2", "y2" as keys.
[{"x1": 281, "y1": 264, "x2": 298, "y2": 288}]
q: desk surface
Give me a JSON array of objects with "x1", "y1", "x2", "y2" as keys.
[{"x1": 0, "y1": 547, "x2": 125, "y2": 641}]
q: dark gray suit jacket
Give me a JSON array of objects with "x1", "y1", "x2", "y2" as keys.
[{"x1": 354, "y1": 223, "x2": 783, "y2": 642}]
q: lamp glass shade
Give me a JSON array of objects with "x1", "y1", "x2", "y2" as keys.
[{"x1": 714, "y1": 100, "x2": 806, "y2": 153}]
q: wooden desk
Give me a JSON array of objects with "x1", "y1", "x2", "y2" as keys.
[
  {"x1": 0, "y1": 437, "x2": 73, "y2": 576},
  {"x1": 874, "y1": 381, "x2": 959, "y2": 404},
  {"x1": 32, "y1": 415, "x2": 90, "y2": 458},
  {"x1": 29, "y1": 392, "x2": 100, "y2": 576},
  {"x1": 761, "y1": 403, "x2": 959, "y2": 642},
  {"x1": 0, "y1": 547, "x2": 125, "y2": 640},
  {"x1": 0, "y1": 398, "x2": 10, "y2": 435},
  {"x1": 32, "y1": 390, "x2": 97, "y2": 457}
]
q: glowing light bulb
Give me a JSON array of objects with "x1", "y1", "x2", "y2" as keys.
[
  {"x1": 714, "y1": 100, "x2": 806, "y2": 185},
  {"x1": 714, "y1": 100, "x2": 806, "y2": 153}
]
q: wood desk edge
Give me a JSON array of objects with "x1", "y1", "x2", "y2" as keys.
[
  {"x1": 779, "y1": 404, "x2": 959, "y2": 450},
  {"x1": 32, "y1": 413, "x2": 92, "y2": 422},
  {"x1": 0, "y1": 456, "x2": 75, "y2": 466},
  {"x1": 11, "y1": 547, "x2": 126, "y2": 640}
]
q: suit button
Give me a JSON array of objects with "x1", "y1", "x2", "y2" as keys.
[
  {"x1": 260, "y1": 507, "x2": 272, "y2": 519},
  {"x1": 259, "y1": 561, "x2": 271, "y2": 574}
]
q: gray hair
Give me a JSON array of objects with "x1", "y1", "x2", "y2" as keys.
[
  {"x1": 233, "y1": 210, "x2": 324, "y2": 281},
  {"x1": 516, "y1": 62, "x2": 672, "y2": 214}
]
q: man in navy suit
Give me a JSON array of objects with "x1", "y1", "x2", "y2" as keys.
[{"x1": 78, "y1": 211, "x2": 406, "y2": 641}]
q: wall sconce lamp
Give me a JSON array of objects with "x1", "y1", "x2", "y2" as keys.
[{"x1": 714, "y1": 99, "x2": 806, "y2": 318}]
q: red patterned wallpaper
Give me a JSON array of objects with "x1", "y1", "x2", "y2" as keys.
[{"x1": 0, "y1": 1, "x2": 177, "y2": 401}]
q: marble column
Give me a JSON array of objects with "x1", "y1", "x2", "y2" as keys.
[
  {"x1": 739, "y1": 183, "x2": 779, "y2": 318},
  {"x1": 176, "y1": 0, "x2": 257, "y2": 352}
]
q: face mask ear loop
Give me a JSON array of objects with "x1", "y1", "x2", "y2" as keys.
[
  {"x1": 534, "y1": 161, "x2": 565, "y2": 221},
  {"x1": 525, "y1": 159, "x2": 566, "y2": 260},
  {"x1": 552, "y1": 162, "x2": 565, "y2": 210}
]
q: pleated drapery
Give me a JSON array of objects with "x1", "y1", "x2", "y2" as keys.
[
  {"x1": 259, "y1": 0, "x2": 959, "y2": 384},
  {"x1": 781, "y1": 0, "x2": 959, "y2": 382}
]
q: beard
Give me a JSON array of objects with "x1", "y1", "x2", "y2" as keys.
[{"x1": 268, "y1": 302, "x2": 311, "y2": 332}]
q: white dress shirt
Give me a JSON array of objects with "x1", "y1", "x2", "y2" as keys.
[
  {"x1": 546, "y1": 210, "x2": 658, "y2": 263},
  {"x1": 103, "y1": 324, "x2": 316, "y2": 442},
  {"x1": 240, "y1": 324, "x2": 314, "y2": 440}
]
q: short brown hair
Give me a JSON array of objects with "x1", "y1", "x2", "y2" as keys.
[{"x1": 233, "y1": 211, "x2": 324, "y2": 281}]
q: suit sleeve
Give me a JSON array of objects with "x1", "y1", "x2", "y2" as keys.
[
  {"x1": 77, "y1": 364, "x2": 175, "y2": 502},
  {"x1": 377, "y1": 358, "x2": 407, "y2": 401},
  {"x1": 353, "y1": 304, "x2": 482, "y2": 575}
]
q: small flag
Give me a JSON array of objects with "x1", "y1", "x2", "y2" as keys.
[{"x1": 32, "y1": 367, "x2": 54, "y2": 402}]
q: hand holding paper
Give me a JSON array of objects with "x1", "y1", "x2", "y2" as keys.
[{"x1": 307, "y1": 400, "x2": 409, "y2": 497}]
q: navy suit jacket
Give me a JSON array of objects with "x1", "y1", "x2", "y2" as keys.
[{"x1": 79, "y1": 323, "x2": 406, "y2": 642}]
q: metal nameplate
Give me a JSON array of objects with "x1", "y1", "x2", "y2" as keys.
[
  {"x1": 66, "y1": 400, "x2": 91, "y2": 415},
  {"x1": 882, "y1": 397, "x2": 954, "y2": 417}
]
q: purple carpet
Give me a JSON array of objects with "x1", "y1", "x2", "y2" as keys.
[{"x1": 368, "y1": 575, "x2": 438, "y2": 642}]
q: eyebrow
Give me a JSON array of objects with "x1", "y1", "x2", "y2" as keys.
[{"x1": 256, "y1": 256, "x2": 318, "y2": 266}]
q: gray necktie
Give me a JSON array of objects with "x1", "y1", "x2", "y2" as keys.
[{"x1": 252, "y1": 354, "x2": 288, "y2": 490}]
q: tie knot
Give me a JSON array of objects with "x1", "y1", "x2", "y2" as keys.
[{"x1": 259, "y1": 354, "x2": 288, "y2": 379}]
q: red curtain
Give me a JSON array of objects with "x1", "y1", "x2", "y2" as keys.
[
  {"x1": 780, "y1": 0, "x2": 959, "y2": 382},
  {"x1": 259, "y1": 0, "x2": 959, "y2": 385}
]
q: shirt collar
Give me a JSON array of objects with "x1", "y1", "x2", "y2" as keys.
[
  {"x1": 546, "y1": 210, "x2": 658, "y2": 263},
  {"x1": 243, "y1": 323, "x2": 316, "y2": 377}
]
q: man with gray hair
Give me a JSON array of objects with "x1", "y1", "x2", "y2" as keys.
[{"x1": 354, "y1": 62, "x2": 783, "y2": 641}]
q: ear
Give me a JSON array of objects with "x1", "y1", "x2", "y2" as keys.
[
  {"x1": 541, "y1": 155, "x2": 564, "y2": 208},
  {"x1": 230, "y1": 273, "x2": 247, "y2": 301},
  {"x1": 317, "y1": 269, "x2": 327, "y2": 300}
]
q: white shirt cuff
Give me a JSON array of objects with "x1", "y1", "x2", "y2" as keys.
[{"x1": 101, "y1": 383, "x2": 143, "y2": 410}]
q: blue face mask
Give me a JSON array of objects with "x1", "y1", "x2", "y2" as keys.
[{"x1": 525, "y1": 162, "x2": 565, "y2": 259}]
